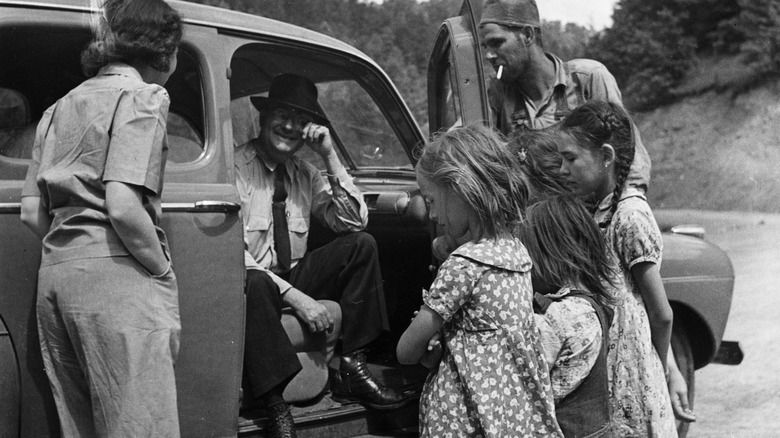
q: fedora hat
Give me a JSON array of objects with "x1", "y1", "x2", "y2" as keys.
[{"x1": 250, "y1": 73, "x2": 330, "y2": 125}]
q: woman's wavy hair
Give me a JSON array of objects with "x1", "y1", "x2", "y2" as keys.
[
  {"x1": 508, "y1": 129, "x2": 567, "y2": 205},
  {"x1": 558, "y1": 100, "x2": 635, "y2": 227},
  {"x1": 81, "y1": 0, "x2": 182, "y2": 77},
  {"x1": 415, "y1": 125, "x2": 529, "y2": 241},
  {"x1": 519, "y1": 194, "x2": 615, "y2": 305}
]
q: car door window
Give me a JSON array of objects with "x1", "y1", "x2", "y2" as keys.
[
  {"x1": 0, "y1": 25, "x2": 204, "y2": 166},
  {"x1": 229, "y1": 43, "x2": 414, "y2": 172}
]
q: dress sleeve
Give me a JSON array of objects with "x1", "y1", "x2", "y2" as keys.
[
  {"x1": 103, "y1": 86, "x2": 170, "y2": 193},
  {"x1": 614, "y1": 199, "x2": 663, "y2": 269},
  {"x1": 423, "y1": 255, "x2": 480, "y2": 322}
]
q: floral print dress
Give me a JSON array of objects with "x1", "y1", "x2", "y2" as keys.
[
  {"x1": 595, "y1": 188, "x2": 677, "y2": 437},
  {"x1": 419, "y1": 238, "x2": 563, "y2": 438}
]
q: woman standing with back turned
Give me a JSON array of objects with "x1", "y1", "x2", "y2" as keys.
[{"x1": 20, "y1": 0, "x2": 183, "y2": 436}]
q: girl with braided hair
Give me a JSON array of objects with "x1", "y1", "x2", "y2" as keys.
[{"x1": 557, "y1": 100, "x2": 681, "y2": 436}]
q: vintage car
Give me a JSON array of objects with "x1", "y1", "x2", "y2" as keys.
[{"x1": 0, "y1": 0, "x2": 740, "y2": 437}]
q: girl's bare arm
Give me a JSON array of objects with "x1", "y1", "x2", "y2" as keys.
[
  {"x1": 397, "y1": 305, "x2": 444, "y2": 365},
  {"x1": 631, "y1": 261, "x2": 673, "y2": 366}
]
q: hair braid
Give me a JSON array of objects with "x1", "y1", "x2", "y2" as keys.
[
  {"x1": 559, "y1": 101, "x2": 635, "y2": 228},
  {"x1": 601, "y1": 107, "x2": 635, "y2": 228}
]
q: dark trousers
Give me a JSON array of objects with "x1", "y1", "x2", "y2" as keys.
[{"x1": 243, "y1": 231, "x2": 389, "y2": 399}]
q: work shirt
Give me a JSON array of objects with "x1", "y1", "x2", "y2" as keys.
[
  {"x1": 22, "y1": 63, "x2": 170, "y2": 267},
  {"x1": 234, "y1": 140, "x2": 368, "y2": 293},
  {"x1": 488, "y1": 53, "x2": 651, "y2": 192}
]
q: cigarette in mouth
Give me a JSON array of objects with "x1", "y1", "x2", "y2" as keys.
[{"x1": 497, "y1": 65, "x2": 503, "y2": 80}]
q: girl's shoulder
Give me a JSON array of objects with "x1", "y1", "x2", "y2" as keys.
[{"x1": 450, "y1": 237, "x2": 531, "y2": 273}]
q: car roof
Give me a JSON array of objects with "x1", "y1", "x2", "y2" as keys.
[{"x1": 0, "y1": 0, "x2": 370, "y2": 61}]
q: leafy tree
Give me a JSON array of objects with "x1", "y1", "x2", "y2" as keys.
[
  {"x1": 720, "y1": 0, "x2": 780, "y2": 78},
  {"x1": 586, "y1": 0, "x2": 697, "y2": 109},
  {"x1": 542, "y1": 21, "x2": 593, "y2": 61}
]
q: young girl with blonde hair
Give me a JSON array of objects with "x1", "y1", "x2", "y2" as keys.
[{"x1": 397, "y1": 125, "x2": 562, "y2": 437}]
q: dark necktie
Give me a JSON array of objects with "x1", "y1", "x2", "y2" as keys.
[{"x1": 272, "y1": 163, "x2": 291, "y2": 272}]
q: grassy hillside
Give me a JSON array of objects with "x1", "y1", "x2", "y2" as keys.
[{"x1": 635, "y1": 56, "x2": 780, "y2": 213}]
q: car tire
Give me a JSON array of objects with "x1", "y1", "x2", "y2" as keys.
[{"x1": 671, "y1": 320, "x2": 695, "y2": 438}]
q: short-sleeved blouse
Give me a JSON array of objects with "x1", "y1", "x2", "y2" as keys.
[
  {"x1": 22, "y1": 63, "x2": 170, "y2": 267},
  {"x1": 420, "y1": 238, "x2": 562, "y2": 438},
  {"x1": 594, "y1": 189, "x2": 677, "y2": 437}
]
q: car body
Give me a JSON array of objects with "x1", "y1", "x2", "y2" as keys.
[{"x1": 0, "y1": 0, "x2": 738, "y2": 436}]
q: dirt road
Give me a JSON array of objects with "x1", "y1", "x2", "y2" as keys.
[{"x1": 657, "y1": 210, "x2": 780, "y2": 437}]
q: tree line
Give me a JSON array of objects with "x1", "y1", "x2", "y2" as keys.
[{"x1": 186, "y1": 0, "x2": 780, "y2": 120}]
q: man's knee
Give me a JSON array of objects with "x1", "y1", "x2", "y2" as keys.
[
  {"x1": 339, "y1": 231, "x2": 378, "y2": 255},
  {"x1": 245, "y1": 270, "x2": 281, "y2": 306}
]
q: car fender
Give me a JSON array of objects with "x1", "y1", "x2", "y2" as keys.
[{"x1": 661, "y1": 232, "x2": 735, "y2": 368}]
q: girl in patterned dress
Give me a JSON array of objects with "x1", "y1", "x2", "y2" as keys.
[
  {"x1": 557, "y1": 100, "x2": 688, "y2": 436},
  {"x1": 519, "y1": 194, "x2": 616, "y2": 437},
  {"x1": 396, "y1": 126, "x2": 563, "y2": 438}
]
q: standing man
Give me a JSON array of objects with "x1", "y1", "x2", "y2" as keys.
[
  {"x1": 477, "y1": 0, "x2": 650, "y2": 192},
  {"x1": 235, "y1": 73, "x2": 408, "y2": 438}
]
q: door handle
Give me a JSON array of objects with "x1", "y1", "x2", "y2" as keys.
[
  {"x1": 194, "y1": 200, "x2": 241, "y2": 213},
  {"x1": 163, "y1": 201, "x2": 241, "y2": 213}
]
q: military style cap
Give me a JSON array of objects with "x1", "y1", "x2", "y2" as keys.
[{"x1": 479, "y1": 0, "x2": 541, "y2": 28}]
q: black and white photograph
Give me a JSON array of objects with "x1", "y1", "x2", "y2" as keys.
[{"x1": 1, "y1": 0, "x2": 775, "y2": 436}]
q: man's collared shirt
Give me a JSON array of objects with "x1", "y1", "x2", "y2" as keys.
[
  {"x1": 488, "y1": 53, "x2": 651, "y2": 191},
  {"x1": 234, "y1": 140, "x2": 368, "y2": 293}
]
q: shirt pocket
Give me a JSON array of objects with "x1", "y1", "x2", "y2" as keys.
[
  {"x1": 288, "y1": 216, "x2": 310, "y2": 260},
  {"x1": 245, "y1": 215, "x2": 272, "y2": 253}
]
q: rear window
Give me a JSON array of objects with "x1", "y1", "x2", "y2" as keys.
[{"x1": 0, "y1": 24, "x2": 205, "y2": 170}]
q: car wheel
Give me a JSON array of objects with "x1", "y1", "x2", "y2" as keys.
[{"x1": 671, "y1": 320, "x2": 695, "y2": 438}]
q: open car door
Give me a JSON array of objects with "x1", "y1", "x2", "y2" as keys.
[{"x1": 428, "y1": 0, "x2": 491, "y2": 134}]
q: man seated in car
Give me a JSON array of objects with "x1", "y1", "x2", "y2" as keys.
[{"x1": 234, "y1": 73, "x2": 409, "y2": 437}]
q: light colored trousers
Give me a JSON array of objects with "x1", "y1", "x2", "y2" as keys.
[{"x1": 37, "y1": 256, "x2": 181, "y2": 438}]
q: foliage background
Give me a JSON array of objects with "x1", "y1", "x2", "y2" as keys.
[{"x1": 185, "y1": 0, "x2": 780, "y2": 212}]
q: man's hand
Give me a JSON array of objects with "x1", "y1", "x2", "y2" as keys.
[
  {"x1": 302, "y1": 123, "x2": 334, "y2": 159},
  {"x1": 283, "y1": 287, "x2": 334, "y2": 333}
]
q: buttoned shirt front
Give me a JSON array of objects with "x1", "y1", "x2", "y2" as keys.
[
  {"x1": 234, "y1": 140, "x2": 368, "y2": 293},
  {"x1": 488, "y1": 53, "x2": 651, "y2": 191}
]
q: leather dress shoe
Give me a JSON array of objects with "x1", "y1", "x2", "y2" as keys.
[
  {"x1": 265, "y1": 402, "x2": 297, "y2": 438},
  {"x1": 331, "y1": 350, "x2": 412, "y2": 410}
]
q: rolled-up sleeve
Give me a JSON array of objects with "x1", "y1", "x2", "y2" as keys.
[{"x1": 310, "y1": 165, "x2": 368, "y2": 233}]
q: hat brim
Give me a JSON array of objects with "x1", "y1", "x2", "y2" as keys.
[{"x1": 250, "y1": 96, "x2": 330, "y2": 126}]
